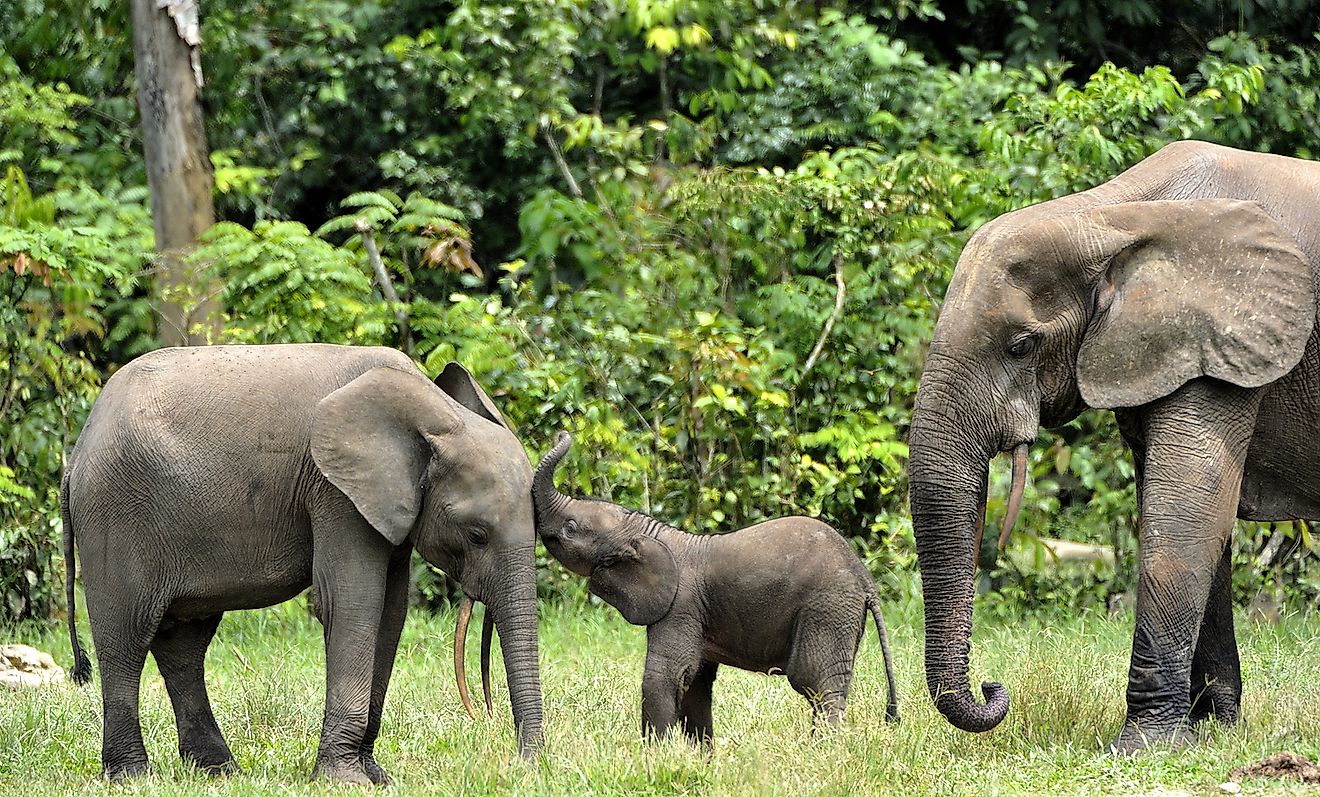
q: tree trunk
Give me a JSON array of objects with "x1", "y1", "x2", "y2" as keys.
[{"x1": 131, "y1": 0, "x2": 219, "y2": 346}]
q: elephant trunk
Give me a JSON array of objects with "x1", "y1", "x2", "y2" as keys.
[
  {"x1": 532, "y1": 431, "x2": 573, "y2": 522},
  {"x1": 908, "y1": 392, "x2": 1010, "y2": 733},
  {"x1": 490, "y1": 559, "x2": 543, "y2": 758}
]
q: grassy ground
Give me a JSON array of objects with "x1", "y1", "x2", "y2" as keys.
[{"x1": 2, "y1": 590, "x2": 1318, "y2": 796}]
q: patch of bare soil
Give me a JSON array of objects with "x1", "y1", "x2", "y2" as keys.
[{"x1": 1229, "y1": 752, "x2": 1320, "y2": 784}]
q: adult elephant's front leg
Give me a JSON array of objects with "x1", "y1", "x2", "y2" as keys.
[
  {"x1": 1114, "y1": 380, "x2": 1259, "y2": 754},
  {"x1": 310, "y1": 499, "x2": 397, "y2": 785},
  {"x1": 358, "y1": 544, "x2": 412, "y2": 785},
  {"x1": 1188, "y1": 542, "x2": 1241, "y2": 726}
]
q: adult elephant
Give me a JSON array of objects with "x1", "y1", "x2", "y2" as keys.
[
  {"x1": 63, "y1": 344, "x2": 542, "y2": 783},
  {"x1": 908, "y1": 141, "x2": 1320, "y2": 752}
]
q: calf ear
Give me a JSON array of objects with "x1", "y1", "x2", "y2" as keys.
[
  {"x1": 434, "y1": 362, "x2": 512, "y2": 430},
  {"x1": 589, "y1": 537, "x2": 679, "y2": 626},
  {"x1": 311, "y1": 367, "x2": 462, "y2": 544},
  {"x1": 1076, "y1": 199, "x2": 1315, "y2": 409}
]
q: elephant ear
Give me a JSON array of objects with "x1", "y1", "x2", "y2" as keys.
[
  {"x1": 589, "y1": 536, "x2": 679, "y2": 626},
  {"x1": 1076, "y1": 198, "x2": 1315, "y2": 409},
  {"x1": 311, "y1": 367, "x2": 462, "y2": 545},
  {"x1": 434, "y1": 361, "x2": 511, "y2": 430}
]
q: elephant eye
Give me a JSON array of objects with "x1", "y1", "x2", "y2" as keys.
[
  {"x1": 466, "y1": 527, "x2": 488, "y2": 547},
  {"x1": 562, "y1": 520, "x2": 578, "y2": 538},
  {"x1": 1007, "y1": 333, "x2": 1038, "y2": 358}
]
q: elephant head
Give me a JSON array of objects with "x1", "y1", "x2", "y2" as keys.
[
  {"x1": 532, "y1": 433, "x2": 679, "y2": 626},
  {"x1": 909, "y1": 196, "x2": 1314, "y2": 733},
  {"x1": 310, "y1": 362, "x2": 542, "y2": 756}
]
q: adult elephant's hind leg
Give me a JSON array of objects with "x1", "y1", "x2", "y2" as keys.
[
  {"x1": 1188, "y1": 542, "x2": 1241, "y2": 726},
  {"x1": 358, "y1": 545, "x2": 412, "y2": 786},
  {"x1": 1114, "y1": 380, "x2": 1258, "y2": 754},
  {"x1": 87, "y1": 598, "x2": 161, "y2": 778},
  {"x1": 151, "y1": 613, "x2": 237, "y2": 774}
]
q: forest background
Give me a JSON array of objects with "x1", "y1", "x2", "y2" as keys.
[{"x1": 3, "y1": 0, "x2": 1319, "y2": 627}]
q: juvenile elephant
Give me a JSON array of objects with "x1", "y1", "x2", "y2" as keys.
[
  {"x1": 62, "y1": 344, "x2": 542, "y2": 783},
  {"x1": 908, "y1": 141, "x2": 1320, "y2": 752},
  {"x1": 532, "y1": 432, "x2": 899, "y2": 742}
]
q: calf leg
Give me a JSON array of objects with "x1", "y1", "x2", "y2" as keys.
[
  {"x1": 640, "y1": 622, "x2": 702, "y2": 741},
  {"x1": 786, "y1": 610, "x2": 862, "y2": 727},
  {"x1": 678, "y1": 661, "x2": 718, "y2": 744}
]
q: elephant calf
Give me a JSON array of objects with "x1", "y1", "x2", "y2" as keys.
[{"x1": 531, "y1": 432, "x2": 900, "y2": 742}]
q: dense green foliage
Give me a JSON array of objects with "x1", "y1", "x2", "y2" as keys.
[
  {"x1": 2, "y1": 2, "x2": 1319, "y2": 623},
  {"x1": 4, "y1": 599, "x2": 1320, "y2": 795}
]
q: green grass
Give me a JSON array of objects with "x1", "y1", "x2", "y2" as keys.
[{"x1": 2, "y1": 589, "x2": 1318, "y2": 796}]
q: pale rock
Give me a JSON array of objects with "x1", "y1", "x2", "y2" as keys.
[{"x1": 0, "y1": 644, "x2": 66, "y2": 688}]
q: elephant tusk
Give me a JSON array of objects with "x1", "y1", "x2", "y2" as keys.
[
  {"x1": 997, "y1": 443, "x2": 1029, "y2": 551},
  {"x1": 480, "y1": 608, "x2": 494, "y2": 713},
  {"x1": 455, "y1": 596, "x2": 479, "y2": 720}
]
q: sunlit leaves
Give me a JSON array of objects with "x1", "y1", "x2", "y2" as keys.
[{"x1": 194, "y1": 220, "x2": 389, "y2": 345}]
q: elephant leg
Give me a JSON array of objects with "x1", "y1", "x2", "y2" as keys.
[
  {"x1": 151, "y1": 613, "x2": 236, "y2": 774},
  {"x1": 358, "y1": 545, "x2": 412, "y2": 786},
  {"x1": 309, "y1": 500, "x2": 395, "y2": 785},
  {"x1": 1112, "y1": 380, "x2": 1258, "y2": 754},
  {"x1": 640, "y1": 623, "x2": 700, "y2": 741},
  {"x1": 678, "y1": 661, "x2": 718, "y2": 745},
  {"x1": 785, "y1": 611, "x2": 860, "y2": 728},
  {"x1": 87, "y1": 596, "x2": 161, "y2": 779},
  {"x1": 1188, "y1": 541, "x2": 1241, "y2": 726}
]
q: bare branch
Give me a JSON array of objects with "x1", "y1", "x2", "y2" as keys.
[
  {"x1": 540, "y1": 125, "x2": 584, "y2": 199},
  {"x1": 358, "y1": 220, "x2": 412, "y2": 355},
  {"x1": 801, "y1": 256, "x2": 846, "y2": 380}
]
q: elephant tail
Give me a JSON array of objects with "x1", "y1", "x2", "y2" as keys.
[
  {"x1": 61, "y1": 471, "x2": 92, "y2": 685},
  {"x1": 867, "y1": 596, "x2": 899, "y2": 724}
]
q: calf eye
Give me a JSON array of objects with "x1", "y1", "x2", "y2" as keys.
[
  {"x1": 562, "y1": 520, "x2": 578, "y2": 539},
  {"x1": 466, "y1": 527, "x2": 488, "y2": 547}
]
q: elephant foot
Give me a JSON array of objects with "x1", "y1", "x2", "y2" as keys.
[
  {"x1": 313, "y1": 758, "x2": 376, "y2": 787},
  {"x1": 102, "y1": 758, "x2": 150, "y2": 781},
  {"x1": 360, "y1": 752, "x2": 391, "y2": 786},
  {"x1": 192, "y1": 757, "x2": 240, "y2": 777},
  {"x1": 1108, "y1": 721, "x2": 1194, "y2": 756},
  {"x1": 1189, "y1": 684, "x2": 1241, "y2": 727},
  {"x1": 182, "y1": 745, "x2": 239, "y2": 776}
]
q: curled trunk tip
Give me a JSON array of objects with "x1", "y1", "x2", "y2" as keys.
[
  {"x1": 533, "y1": 432, "x2": 573, "y2": 523},
  {"x1": 533, "y1": 433, "x2": 572, "y2": 489},
  {"x1": 931, "y1": 679, "x2": 1010, "y2": 733}
]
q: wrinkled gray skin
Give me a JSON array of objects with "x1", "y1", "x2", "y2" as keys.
[
  {"x1": 62, "y1": 344, "x2": 543, "y2": 783},
  {"x1": 909, "y1": 140, "x2": 1320, "y2": 753},
  {"x1": 533, "y1": 433, "x2": 899, "y2": 741}
]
